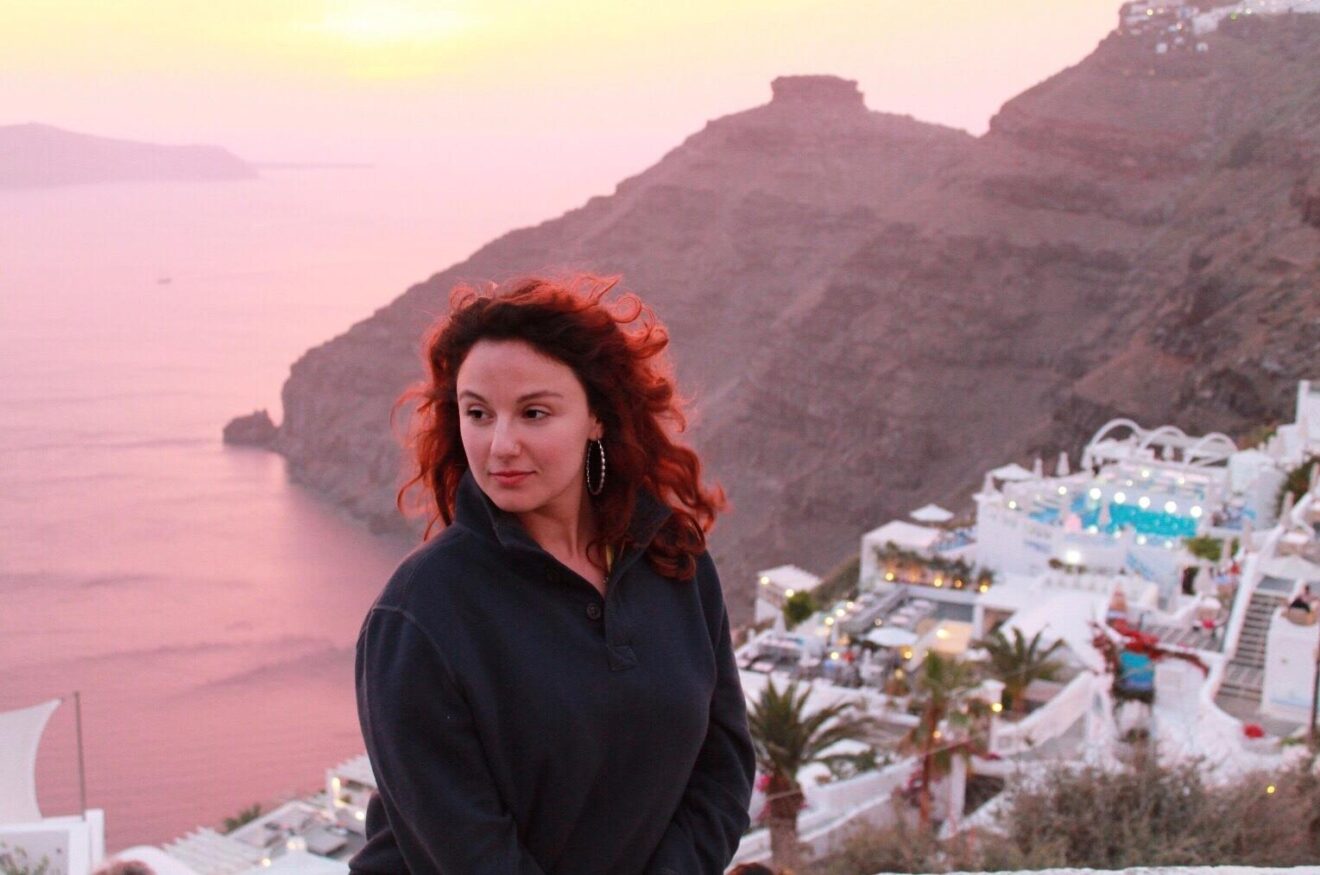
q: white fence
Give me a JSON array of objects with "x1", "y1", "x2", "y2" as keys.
[{"x1": 990, "y1": 672, "x2": 1097, "y2": 757}]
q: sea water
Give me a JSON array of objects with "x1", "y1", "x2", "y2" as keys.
[{"x1": 0, "y1": 165, "x2": 509, "y2": 850}]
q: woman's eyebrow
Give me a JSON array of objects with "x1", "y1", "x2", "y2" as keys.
[{"x1": 458, "y1": 390, "x2": 564, "y2": 403}]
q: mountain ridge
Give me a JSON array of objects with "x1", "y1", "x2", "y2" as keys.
[
  {"x1": 0, "y1": 123, "x2": 256, "y2": 189},
  {"x1": 255, "y1": 12, "x2": 1320, "y2": 624}
]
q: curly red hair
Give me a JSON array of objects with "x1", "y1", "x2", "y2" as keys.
[{"x1": 394, "y1": 274, "x2": 725, "y2": 580}]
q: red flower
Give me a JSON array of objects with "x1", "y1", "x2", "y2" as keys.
[{"x1": 1243, "y1": 723, "x2": 1265, "y2": 739}]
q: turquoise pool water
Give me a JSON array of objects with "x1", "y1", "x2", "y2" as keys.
[{"x1": 1028, "y1": 494, "x2": 1198, "y2": 538}]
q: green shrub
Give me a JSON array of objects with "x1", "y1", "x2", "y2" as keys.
[
  {"x1": 222, "y1": 802, "x2": 264, "y2": 833},
  {"x1": 806, "y1": 748, "x2": 1320, "y2": 872},
  {"x1": 1277, "y1": 456, "x2": 1318, "y2": 517},
  {"x1": 783, "y1": 591, "x2": 817, "y2": 628},
  {"x1": 1184, "y1": 535, "x2": 1223, "y2": 563},
  {"x1": 0, "y1": 843, "x2": 54, "y2": 875}
]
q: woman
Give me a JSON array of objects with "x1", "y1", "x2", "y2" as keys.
[{"x1": 350, "y1": 275, "x2": 755, "y2": 875}]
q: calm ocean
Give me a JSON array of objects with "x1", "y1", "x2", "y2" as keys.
[{"x1": 0, "y1": 166, "x2": 511, "y2": 851}]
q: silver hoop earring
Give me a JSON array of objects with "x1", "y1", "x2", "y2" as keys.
[{"x1": 585, "y1": 438, "x2": 606, "y2": 496}]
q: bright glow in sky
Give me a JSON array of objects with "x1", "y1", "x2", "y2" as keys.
[{"x1": 1, "y1": 1, "x2": 1122, "y2": 217}]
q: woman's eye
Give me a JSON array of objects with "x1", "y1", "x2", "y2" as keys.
[
  {"x1": 524, "y1": 408, "x2": 549, "y2": 420},
  {"x1": 463, "y1": 408, "x2": 487, "y2": 421}
]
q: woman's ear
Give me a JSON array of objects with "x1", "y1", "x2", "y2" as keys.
[{"x1": 589, "y1": 412, "x2": 604, "y2": 442}]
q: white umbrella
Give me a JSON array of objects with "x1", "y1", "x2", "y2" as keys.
[
  {"x1": 867, "y1": 627, "x2": 919, "y2": 648},
  {"x1": 989, "y1": 463, "x2": 1034, "y2": 481},
  {"x1": 1195, "y1": 596, "x2": 1222, "y2": 621},
  {"x1": 910, "y1": 503, "x2": 954, "y2": 523}
]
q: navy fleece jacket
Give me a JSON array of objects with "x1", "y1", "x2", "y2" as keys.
[{"x1": 349, "y1": 470, "x2": 755, "y2": 874}]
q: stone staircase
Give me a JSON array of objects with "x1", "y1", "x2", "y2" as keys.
[{"x1": 1217, "y1": 589, "x2": 1285, "y2": 704}]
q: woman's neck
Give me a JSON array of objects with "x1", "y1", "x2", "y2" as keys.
[{"x1": 517, "y1": 489, "x2": 600, "y2": 566}]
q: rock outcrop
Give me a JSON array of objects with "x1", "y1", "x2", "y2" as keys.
[
  {"x1": 222, "y1": 410, "x2": 278, "y2": 447},
  {"x1": 255, "y1": 15, "x2": 1320, "y2": 624}
]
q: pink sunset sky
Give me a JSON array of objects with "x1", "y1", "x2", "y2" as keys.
[{"x1": 3, "y1": 0, "x2": 1121, "y2": 216}]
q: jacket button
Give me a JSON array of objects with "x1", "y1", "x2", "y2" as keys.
[{"x1": 585, "y1": 602, "x2": 603, "y2": 621}]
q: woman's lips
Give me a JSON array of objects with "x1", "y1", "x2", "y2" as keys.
[{"x1": 491, "y1": 471, "x2": 532, "y2": 486}]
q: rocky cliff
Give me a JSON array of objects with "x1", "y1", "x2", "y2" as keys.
[{"x1": 258, "y1": 14, "x2": 1320, "y2": 624}]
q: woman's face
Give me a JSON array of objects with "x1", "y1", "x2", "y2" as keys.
[{"x1": 456, "y1": 338, "x2": 602, "y2": 521}]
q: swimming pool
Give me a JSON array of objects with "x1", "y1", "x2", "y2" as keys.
[{"x1": 1028, "y1": 494, "x2": 1198, "y2": 539}]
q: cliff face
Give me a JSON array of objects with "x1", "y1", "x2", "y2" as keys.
[
  {"x1": 0, "y1": 123, "x2": 256, "y2": 188},
  {"x1": 265, "y1": 17, "x2": 1320, "y2": 624}
]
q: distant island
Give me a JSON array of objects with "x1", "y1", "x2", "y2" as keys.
[{"x1": 0, "y1": 123, "x2": 257, "y2": 189}]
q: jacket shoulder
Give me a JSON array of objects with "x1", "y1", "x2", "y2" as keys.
[
  {"x1": 690, "y1": 550, "x2": 731, "y2": 637},
  {"x1": 367, "y1": 524, "x2": 487, "y2": 616}
]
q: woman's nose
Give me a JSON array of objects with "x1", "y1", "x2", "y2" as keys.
[{"x1": 490, "y1": 420, "x2": 520, "y2": 457}]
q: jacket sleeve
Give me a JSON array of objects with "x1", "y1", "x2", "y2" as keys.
[
  {"x1": 643, "y1": 555, "x2": 756, "y2": 875},
  {"x1": 351, "y1": 606, "x2": 547, "y2": 875}
]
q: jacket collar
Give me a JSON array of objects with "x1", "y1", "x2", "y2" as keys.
[{"x1": 452, "y1": 468, "x2": 673, "y2": 560}]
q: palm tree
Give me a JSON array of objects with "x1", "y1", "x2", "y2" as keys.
[
  {"x1": 975, "y1": 627, "x2": 1065, "y2": 716},
  {"x1": 898, "y1": 651, "x2": 982, "y2": 829},
  {"x1": 746, "y1": 676, "x2": 882, "y2": 873}
]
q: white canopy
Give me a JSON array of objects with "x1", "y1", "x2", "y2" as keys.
[
  {"x1": 988, "y1": 463, "x2": 1034, "y2": 481},
  {"x1": 1261, "y1": 554, "x2": 1320, "y2": 581},
  {"x1": 756, "y1": 564, "x2": 822, "y2": 593},
  {"x1": 1001, "y1": 591, "x2": 1106, "y2": 673},
  {"x1": 239, "y1": 850, "x2": 348, "y2": 874},
  {"x1": 866, "y1": 627, "x2": 918, "y2": 648},
  {"x1": 0, "y1": 698, "x2": 61, "y2": 824},
  {"x1": 863, "y1": 520, "x2": 943, "y2": 553},
  {"x1": 909, "y1": 503, "x2": 953, "y2": 523}
]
